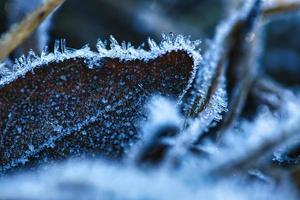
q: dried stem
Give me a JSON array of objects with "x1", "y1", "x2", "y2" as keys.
[
  {"x1": 217, "y1": 0, "x2": 262, "y2": 132},
  {"x1": 263, "y1": 1, "x2": 300, "y2": 17},
  {"x1": 0, "y1": 0, "x2": 65, "y2": 61},
  {"x1": 213, "y1": 0, "x2": 300, "y2": 136}
]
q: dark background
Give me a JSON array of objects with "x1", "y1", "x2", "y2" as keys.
[
  {"x1": 0, "y1": 0, "x2": 299, "y2": 87},
  {"x1": 0, "y1": 0, "x2": 224, "y2": 48}
]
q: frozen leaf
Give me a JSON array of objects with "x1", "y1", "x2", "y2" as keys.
[{"x1": 0, "y1": 35, "x2": 201, "y2": 173}]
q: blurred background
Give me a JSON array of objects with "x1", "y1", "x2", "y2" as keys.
[{"x1": 0, "y1": 0, "x2": 299, "y2": 87}]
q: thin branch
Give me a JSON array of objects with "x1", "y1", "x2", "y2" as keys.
[
  {"x1": 263, "y1": 1, "x2": 300, "y2": 17},
  {"x1": 0, "y1": 0, "x2": 65, "y2": 61}
]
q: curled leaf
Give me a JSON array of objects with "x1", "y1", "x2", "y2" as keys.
[{"x1": 0, "y1": 35, "x2": 201, "y2": 173}]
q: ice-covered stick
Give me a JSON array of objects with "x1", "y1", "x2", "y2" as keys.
[
  {"x1": 0, "y1": 0, "x2": 65, "y2": 61},
  {"x1": 181, "y1": 0, "x2": 262, "y2": 145},
  {"x1": 208, "y1": 90, "x2": 300, "y2": 178},
  {"x1": 217, "y1": 0, "x2": 300, "y2": 136},
  {"x1": 215, "y1": 0, "x2": 262, "y2": 135}
]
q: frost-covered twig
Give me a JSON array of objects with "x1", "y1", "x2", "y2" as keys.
[
  {"x1": 216, "y1": 0, "x2": 262, "y2": 134},
  {"x1": 208, "y1": 91, "x2": 300, "y2": 177},
  {"x1": 183, "y1": 0, "x2": 262, "y2": 145},
  {"x1": 0, "y1": 0, "x2": 65, "y2": 61}
]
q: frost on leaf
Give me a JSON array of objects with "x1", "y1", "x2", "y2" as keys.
[{"x1": 0, "y1": 35, "x2": 201, "y2": 172}]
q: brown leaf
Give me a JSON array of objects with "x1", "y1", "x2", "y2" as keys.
[{"x1": 0, "y1": 38, "x2": 199, "y2": 172}]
